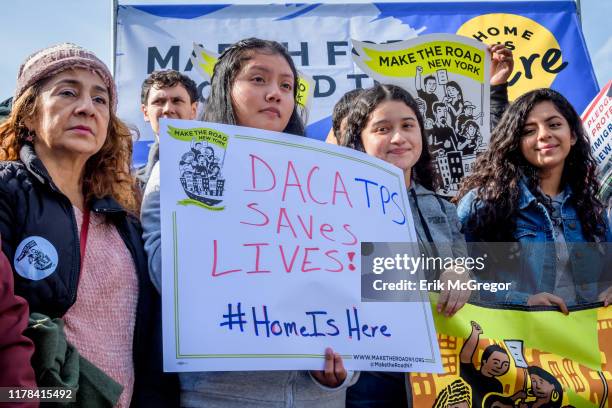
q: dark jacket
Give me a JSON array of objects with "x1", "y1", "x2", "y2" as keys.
[
  {"x1": 0, "y1": 97, "x2": 12, "y2": 124},
  {"x1": 0, "y1": 144, "x2": 178, "y2": 407},
  {"x1": 490, "y1": 83, "x2": 509, "y2": 130}
]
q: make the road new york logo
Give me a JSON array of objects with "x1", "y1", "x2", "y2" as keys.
[{"x1": 168, "y1": 125, "x2": 228, "y2": 211}]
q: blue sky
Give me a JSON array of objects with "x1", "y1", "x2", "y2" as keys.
[{"x1": 1, "y1": 0, "x2": 609, "y2": 100}]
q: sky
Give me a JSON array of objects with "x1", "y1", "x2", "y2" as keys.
[{"x1": 0, "y1": 0, "x2": 610, "y2": 101}]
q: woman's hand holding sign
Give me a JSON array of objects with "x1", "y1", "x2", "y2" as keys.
[
  {"x1": 437, "y1": 264, "x2": 472, "y2": 317},
  {"x1": 310, "y1": 347, "x2": 348, "y2": 388}
]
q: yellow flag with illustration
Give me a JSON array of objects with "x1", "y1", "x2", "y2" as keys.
[
  {"x1": 351, "y1": 34, "x2": 490, "y2": 198},
  {"x1": 410, "y1": 299, "x2": 611, "y2": 408}
]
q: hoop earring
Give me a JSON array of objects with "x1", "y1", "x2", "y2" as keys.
[{"x1": 551, "y1": 390, "x2": 559, "y2": 402}]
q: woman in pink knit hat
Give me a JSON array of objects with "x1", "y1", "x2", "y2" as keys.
[{"x1": 0, "y1": 43, "x2": 178, "y2": 407}]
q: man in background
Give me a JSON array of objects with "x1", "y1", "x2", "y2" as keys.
[{"x1": 137, "y1": 70, "x2": 198, "y2": 187}]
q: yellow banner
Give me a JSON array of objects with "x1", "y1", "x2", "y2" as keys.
[
  {"x1": 167, "y1": 125, "x2": 229, "y2": 148},
  {"x1": 410, "y1": 300, "x2": 611, "y2": 408}
]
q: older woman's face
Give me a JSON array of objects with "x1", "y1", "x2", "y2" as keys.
[{"x1": 28, "y1": 68, "x2": 110, "y2": 160}]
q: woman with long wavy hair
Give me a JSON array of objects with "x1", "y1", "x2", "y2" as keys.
[
  {"x1": 0, "y1": 43, "x2": 178, "y2": 407},
  {"x1": 456, "y1": 88, "x2": 612, "y2": 311}
]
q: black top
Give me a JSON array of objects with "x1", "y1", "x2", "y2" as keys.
[
  {"x1": 418, "y1": 88, "x2": 439, "y2": 121},
  {"x1": 459, "y1": 362, "x2": 503, "y2": 408}
]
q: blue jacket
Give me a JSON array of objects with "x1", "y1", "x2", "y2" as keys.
[{"x1": 456, "y1": 181, "x2": 612, "y2": 305}]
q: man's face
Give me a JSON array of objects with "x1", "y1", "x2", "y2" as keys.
[
  {"x1": 435, "y1": 106, "x2": 446, "y2": 122},
  {"x1": 465, "y1": 106, "x2": 474, "y2": 116},
  {"x1": 425, "y1": 78, "x2": 437, "y2": 93},
  {"x1": 142, "y1": 84, "x2": 197, "y2": 135},
  {"x1": 480, "y1": 351, "x2": 510, "y2": 377}
]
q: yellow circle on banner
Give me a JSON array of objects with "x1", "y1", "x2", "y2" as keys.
[{"x1": 457, "y1": 13, "x2": 565, "y2": 101}]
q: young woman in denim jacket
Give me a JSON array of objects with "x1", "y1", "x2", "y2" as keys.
[{"x1": 456, "y1": 88, "x2": 612, "y2": 311}]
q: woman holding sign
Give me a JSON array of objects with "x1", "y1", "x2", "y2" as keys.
[
  {"x1": 456, "y1": 88, "x2": 612, "y2": 310},
  {"x1": 340, "y1": 84, "x2": 472, "y2": 407},
  {"x1": 141, "y1": 38, "x2": 356, "y2": 407}
]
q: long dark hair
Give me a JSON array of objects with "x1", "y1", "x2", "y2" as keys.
[
  {"x1": 456, "y1": 88, "x2": 605, "y2": 241},
  {"x1": 341, "y1": 84, "x2": 439, "y2": 191},
  {"x1": 203, "y1": 37, "x2": 304, "y2": 136}
]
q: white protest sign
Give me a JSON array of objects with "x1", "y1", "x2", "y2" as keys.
[
  {"x1": 351, "y1": 34, "x2": 490, "y2": 196},
  {"x1": 159, "y1": 119, "x2": 442, "y2": 373},
  {"x1": 582, "y1": 80, "x2": 612, "y2": 179}
]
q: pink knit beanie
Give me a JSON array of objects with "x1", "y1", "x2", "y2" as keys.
[{"x1": 15, "y1": 43, "x2": 117, "y2": 111}]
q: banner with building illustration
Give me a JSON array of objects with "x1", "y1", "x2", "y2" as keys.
[
  {"x1": 158, "y1": 118, "x2": 443, "y2": 372},
  {"x1": 352, "y1": 34, "x2": 489, "y2": 196},
  {"x1": 115, "y1": 1, "x2": 598, "y2": 169},
  {"x1": 410, "y1": 300, "x2": 611, "y2": 408}
]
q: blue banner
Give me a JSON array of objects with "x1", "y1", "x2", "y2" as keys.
[{"x1": 116, "y1": 1, "x2": 598, "y2": 166}]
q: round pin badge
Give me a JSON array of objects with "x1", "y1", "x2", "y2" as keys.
[{"x1": 14, "y1": 236, "x2": 59, "y2": 281}]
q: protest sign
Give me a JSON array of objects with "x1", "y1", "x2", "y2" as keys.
[
  {"x1": 352, "y1": 34, "x2": 490, "y2": 196},
  {"x1": 410, "y1": 299, "x2": 611, "y2": 408},
  {"x1": 158, "y1": 118, "x2": 442, "y2": 372},
  {"x1": 115, "y1": 2, "x2": 598, "y2": 167},
  {"x1": 582, "y1": 80, "x2": 612, "y2": 191}
]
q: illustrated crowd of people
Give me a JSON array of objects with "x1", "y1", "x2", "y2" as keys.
[
  {"x1": 0, "y1": 30, "x2": 609, "y2": 408},
  {"x1": 178, "y1": 141, "x2": 225, "y2": 198},
  {"x1": 415, "y1": 65, "x2": 485, "y2": 158}
]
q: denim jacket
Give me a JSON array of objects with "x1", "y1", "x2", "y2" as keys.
[{"x1": 456, "y1": 181, "x2": 612, "y2": 305}]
